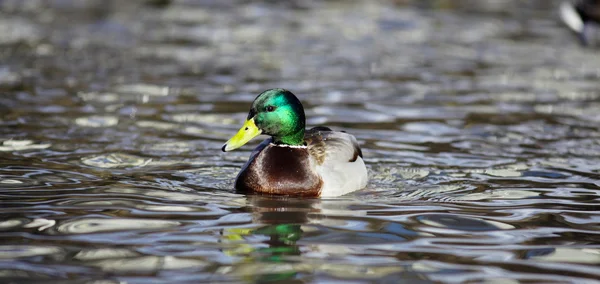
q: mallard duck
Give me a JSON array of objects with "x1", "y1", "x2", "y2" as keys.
[
  {"x1": 222, "y1": 88, "x2": 368, "y2": 197},
  {"x1": 560, "y1": 0, "x2": 600, "y2": 45}
]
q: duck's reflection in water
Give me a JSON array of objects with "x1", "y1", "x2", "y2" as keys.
[
  {"x1": 220, "y1": 196, "x2": 320, "y2": 282},
  {"x1": 220, "y1": 196, "x2": 431, "y2": 283}
]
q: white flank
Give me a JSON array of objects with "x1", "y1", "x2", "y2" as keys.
[{"x1": 316, "y1": 156, "x2": 368, "y2": 197}]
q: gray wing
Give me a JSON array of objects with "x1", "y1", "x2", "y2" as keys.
[
  {"x1": 305, "y1": 126, "x2": 368, "y2": 196},
  {"x1": 305, "y1": 127, "x2": 362, "y2": 164}
]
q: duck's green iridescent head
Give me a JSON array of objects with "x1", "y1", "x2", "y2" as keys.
[{"x1": 222, "y1": 89, "x2": 306, "y2": 152}]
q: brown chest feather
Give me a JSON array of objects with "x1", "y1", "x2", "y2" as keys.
[{"x1": 235, "y1": 145, "x2": 322, "y2": 197}]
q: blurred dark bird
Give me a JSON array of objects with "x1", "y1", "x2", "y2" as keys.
[
  {"x1": 560, "y1": 0, "x2": 600, "y2": 45},
  {"x1": 145, "y1": 0, "x2": 171, "y2": 8}
]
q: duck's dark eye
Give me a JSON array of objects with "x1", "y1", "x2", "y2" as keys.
[{"x1": 266, "y1": 106, "x2": 275, "y2": 112}]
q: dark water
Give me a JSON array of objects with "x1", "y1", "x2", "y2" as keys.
[{"x1": 1, "y1": 0, "x2": 600, "y2": 283}]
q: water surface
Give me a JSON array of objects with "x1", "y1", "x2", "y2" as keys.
[{"x1": 1, "y1": 0, "x2": 600, "y2": 283}]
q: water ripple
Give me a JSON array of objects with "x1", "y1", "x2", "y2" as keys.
[
  {"x1": 0, "y1": 246, "x2": 62, "y2": 259},
  {"x1": 0, "y1": 140, "x2": 50, "y2": 151},
  {"x1": 56, "y1": 218, "x2": 181, "y2": 234},
  {"x1": 81, "y1": 153, "x2": 152, "y2": 168}
]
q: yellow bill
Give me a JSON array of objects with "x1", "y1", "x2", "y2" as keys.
[{"x1": 222, "y1": 118, "x2": 262, "y2": 152}]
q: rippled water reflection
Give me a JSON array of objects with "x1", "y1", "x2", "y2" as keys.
[{"x1": 1, "y1": 0, "x2": 600, "y2": 283}]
